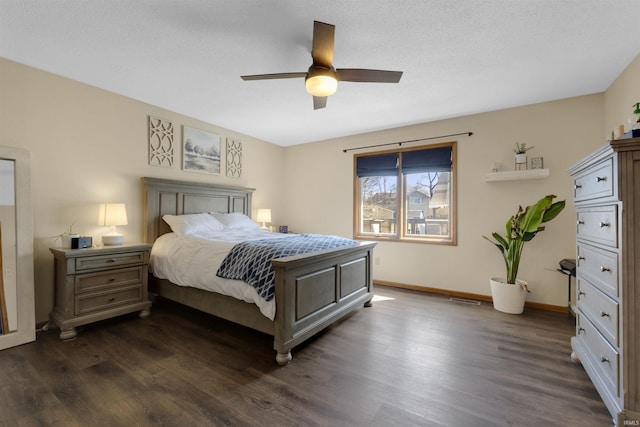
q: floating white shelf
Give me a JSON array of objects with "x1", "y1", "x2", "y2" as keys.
[{"x1": 484, "y1": 169, "x2": 550, "y2": 182}]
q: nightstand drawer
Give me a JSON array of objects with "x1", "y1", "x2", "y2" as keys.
[
  {"x1": 576, "y1": 309, "x2": 619, "y2": 397},
  {"x1": 75, "y1": 251, "x2": 146, "y2": 271},
  {"x1": 576, "y1": 277, "x2": 619, "y2": 346},
  {"x1": 75, "y1": 266, "x2": 144, "y2": 294},
  {"x1": 576, "y1": 205, "x2": 618, "y2": 248},
  {"x1": 576, "y1": 243, "x2": 618, "y2": 297},
  {"x1": 75, "y1": 285, "x2": 143, "y2": 316},
  {"x1": 572, "y1": 157, "x2": 614, "y2": 202}
]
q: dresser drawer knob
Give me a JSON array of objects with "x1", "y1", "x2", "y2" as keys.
[
  {"x1": 600, "y1": 266, "x2": 611, "y2": 272},
  {"x1": 109, "y1": 277, "x2": 115, "y2": 282},
  {"x1": 577, "y1": 291, "x2": 586, "y2": 300},
  {"x1": 574, "y1": 184, "x2": 582, "y2": 189},
  {"x1": 108, "y1": 297, "x2": 116, "y2": 302},
  {"x1": 577, "y1": 219, "x2": 585, "y2": 225},
  {"x1": 600, "y1": 356, "x2": 610, "y2": 364},
  {"x1": 107, "y1": 258, "x2": 117, "y2": 263},
  {"x1": 596, "y1": 176, "x2": 607, "y2": 182},
  {"x1": 578, "y1": 327, "x2": 585, "y2": 335},
  {"x1": 599, "y1": 222, "x2": 610, "y2": 228},
  {"x1": 600, "y1": 311, "x2": 610, "y2": 318}
]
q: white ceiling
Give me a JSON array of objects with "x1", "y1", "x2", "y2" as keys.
[{"x1": 2, "y1": 1, "x2": 640, "y2": 146}]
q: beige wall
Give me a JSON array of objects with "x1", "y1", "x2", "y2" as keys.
[
  {"x1": 604, "y1": 54, "x2": 640, "y2": 139},
  {"x1": 1, "y1": 52, "x2": 637, "y2": 323},
  {"x1": 283, "y1": 95, "x2": 604, "y2": 307},
  {"x1": 0, "y1": 58, "x2": 285, "y2": 323}
]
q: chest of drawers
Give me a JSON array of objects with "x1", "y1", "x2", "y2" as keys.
[
  {"x1": 49, "y1": 243, "x2": 152, "y2": 340},
  {"x1": 568, "y1": 139, "x2": 640, "y2": 425}
]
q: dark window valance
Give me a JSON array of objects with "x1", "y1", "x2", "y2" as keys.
[
  {"x1": 356, "y1": 153, "x2": 398, "y2": 177},
  {"x1": 401, "y1": 146, "x2": 452, "y2": 174}
]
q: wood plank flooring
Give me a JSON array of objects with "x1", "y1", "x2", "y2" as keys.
[{"x1": 0, "y1": 285, "x2": 613, "y2": 426}]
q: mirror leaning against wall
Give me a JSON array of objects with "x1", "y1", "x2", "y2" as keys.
[{"x1": 0, "y1": 146, "x2": 35, "y2": 350}]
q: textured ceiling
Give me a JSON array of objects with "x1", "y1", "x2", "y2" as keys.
[{"x1": 2, "y1": 1, "x2": 640, "y2": 146}]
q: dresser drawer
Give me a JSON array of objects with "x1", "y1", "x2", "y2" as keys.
[
  {"x1": 75, "y1": 285, "x2": 143, "y2": 316},
  {"x1": 576, "y1": 243, "x2": 618, "y2": 297},
  {"x1": 576, "y1": 205, "x2": 618, "y2": 248},
  {"x1": 576, "y1": 278, "x2": 619, "y2": 346},
  {"x1": 576, "y1": 309, "x2": 619, "y2": 397},
  {"x1": 75, "y1": 266, "x2": 144, "y2": 294},
  {"x1": 572, "y1": 157, "x2": 614, "y2": 202},
  {"x1": 75, "y1": 251, "x2": 146, "y2": 271}
]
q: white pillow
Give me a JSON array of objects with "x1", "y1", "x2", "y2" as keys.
[
  {"x1": 210, "y1": 212, "x2": 261, "y2": 231},
  {"x1": 162, "y1": 213, "x2": 226, "y2": 236}
]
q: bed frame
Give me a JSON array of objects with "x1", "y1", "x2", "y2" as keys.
[{"x1": 142, "y1": 177, "x2": 375, "y2": 365}]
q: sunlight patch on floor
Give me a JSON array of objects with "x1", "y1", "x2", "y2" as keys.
[{"x1": 372, "y1": 295, "x2": 395, "y2": 302}]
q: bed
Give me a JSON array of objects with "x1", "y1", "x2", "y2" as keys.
[{"x1": 142, "y1": 177, "x2": 376, "y2": 365}]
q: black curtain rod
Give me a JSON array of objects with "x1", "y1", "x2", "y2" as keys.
[{"x1": 342, "y1": 131, "x2": 473, "y2": 153}]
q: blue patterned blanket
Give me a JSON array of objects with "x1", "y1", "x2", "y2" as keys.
[{"x1": 216, "y1": 234, "x2": 358, "y2": 301}]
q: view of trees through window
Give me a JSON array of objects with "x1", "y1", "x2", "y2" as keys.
[
  {"x1": 359, "y1": 172, "x2": 450, "y2": 238},
  {"x1": 356, "y1": 143, "x2": 455, "y2": 243}
]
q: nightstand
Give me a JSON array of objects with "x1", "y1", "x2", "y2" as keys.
[{"x1": 49, "y1": 243, "x2": 152, "y2": 340}]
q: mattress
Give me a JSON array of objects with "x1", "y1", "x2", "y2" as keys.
[{"x1": 149, "y1": 229, "x2": 290, "y2": 320}]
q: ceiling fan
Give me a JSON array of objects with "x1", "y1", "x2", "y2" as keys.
[{"x1": 241, "y1": 21, "x2": 403, "y2": 110}]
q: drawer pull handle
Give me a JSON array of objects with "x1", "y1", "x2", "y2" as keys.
[
  {"x1": 599, "y1": 222, "x2": 610, "y2": 228},
  {"x1": 109, "y1": 277, "x2": 116, "y2": 282},
  {"x1": 577, "y1": 327, "x2": 585, "y2": 335},
  {"x1": 574, "y1": 184, "x2": 582, "y2": 189},
  {"x1": 596, "y1": 176, "x2": 607, "y2": 182},
  {"x1": 600, "y1": 311, "x2": 610, "y2": 318},
  {"x1": 577, "y1": 219, "x2": 585, "y2": 225},
  {"x1": 107, "y1": 258, "x2": 117, "y2": 263},
  {"x1": 600, "y1": 356, "x2": 610, "y2": 364},
  {"x1": 108, "y1": 297, "x2": 116, "y2": 302},
  {"x1": 600, "y1": 266, "x2": 611, "y2": 272},
  {"x1": 577, "y1": 291, "x2": 586, "y2": 300}
]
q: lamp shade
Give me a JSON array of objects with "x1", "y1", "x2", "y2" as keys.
[
  {"x1": 305, "y1": 65, "x2": 338, "y2": 97},
  {"x1": 98, "y1": 203, "x2": 127, "y2": 245},
  {"x1": 98, "y1": 203, "x2": 128, "y2": 226},
  {"x1": 256, "y1": 208, "x2": 272, "y2": 224}
]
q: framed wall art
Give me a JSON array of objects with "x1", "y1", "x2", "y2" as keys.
[
  {"x1": 148, "y1": 116, "x2": 174, "y2": 167},
  {"x1": 226, "y1": 138, "x2": 242, "y2": 178},
  {"x1": 183, "y1": 126, "x2": 221, "y2": 175}
]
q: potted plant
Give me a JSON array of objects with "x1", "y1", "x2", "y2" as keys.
[
  {"x1": 53, "y1": 222, "x2": 79, "y2": 249},
  {"x1": 483, "y1": 195, "x2": 565, "y2": 314},
  {"x1": 513, "y1": 142, "x2": 534, "y2": 170}
]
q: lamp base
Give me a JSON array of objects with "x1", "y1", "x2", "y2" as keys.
[{"x1": 102, "y1": 233, "x2": 124, "y2": 246}]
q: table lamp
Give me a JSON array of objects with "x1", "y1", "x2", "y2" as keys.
[
  {"x1": 256, "y1": 208, "x2": 271, "y2": 230},
  {"x1": 98, "y1": 203, "x2": 128, "y2": 245}
]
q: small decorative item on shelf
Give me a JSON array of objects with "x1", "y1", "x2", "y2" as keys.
[
  {"x1": 623, "y1": 102, "x2": 640, "y2": 139},
  {"x1": 491, "y1": 162, "x2": 502, "y2": 172},
  {"x1": 513, "y1": 143, "x2": 534, "y2": 171},
  {"x1": 530, "y1": 157, "x2": 544, "y2": 170}
]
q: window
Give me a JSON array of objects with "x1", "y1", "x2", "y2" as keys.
[{"x1": 354, "y1": 142, "x2": 456, "y2": 244}]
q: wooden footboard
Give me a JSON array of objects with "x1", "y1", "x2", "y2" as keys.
[
  {"x1": 142, "y1": 177, "x2": 376, "y2": 365},
  {"x1": 271, "y1": 241, "x2": 375, "y2": 364}
]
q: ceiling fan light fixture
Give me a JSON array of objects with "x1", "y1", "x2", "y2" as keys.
[{"x1": 305, "y1": 66, "x2": 338, "y2": 97}]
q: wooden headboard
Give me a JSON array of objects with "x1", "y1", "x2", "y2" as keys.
[{"x1": 141, "y1": 177, "x2": 255, "y2": 243}]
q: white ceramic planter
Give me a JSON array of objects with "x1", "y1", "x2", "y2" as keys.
[
  {"x1": 490, "y1": 277, "x2": 527, "y2": 314},
  {"x1": 60, "y1": 233, "x2": 79, "y2": 249}
]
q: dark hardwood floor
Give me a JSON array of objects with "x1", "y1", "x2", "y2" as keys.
[{"x1": 0, "y1": 285, "x2": 612, "y2": 426}]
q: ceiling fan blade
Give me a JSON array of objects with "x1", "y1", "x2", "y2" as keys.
[
  {"x1": 241, "y1": 72, "x2": 307, "y2": 81},
  {"x1": 311, "y1": 21, "x2": 335, "y2": 68},
  {"x1": 336, "y1": 69, "x2": 403, "y2": 83},
  {"x1": 313, "y1": 96, "x2": 327, "y2": 110}
]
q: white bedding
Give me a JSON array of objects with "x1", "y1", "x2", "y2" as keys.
[{"x1": 149, "y1": 229, "x2": 290, "y2": 321}]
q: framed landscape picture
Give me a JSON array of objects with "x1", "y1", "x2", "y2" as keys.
[{"x1": 182, "y1": 126, "x2": 221, "y2": 174}]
